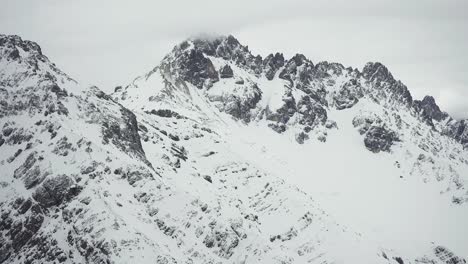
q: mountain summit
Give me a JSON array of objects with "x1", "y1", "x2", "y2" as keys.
[
  {"x1": 116, "y1": 35, "x2": 467, "y2": 147},
  {"x1": 1, "y1": 34, "x2": 467, "y2": 263}
]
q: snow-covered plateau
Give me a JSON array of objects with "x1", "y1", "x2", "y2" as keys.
[{"x1": 1, "y1": 34, "x2": 467, "y2": 263}]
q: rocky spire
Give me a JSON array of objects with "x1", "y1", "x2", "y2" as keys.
[
  {"x1": 263, "y1": 52, "x2": 285, "y2": 80},
  {"x1": 362, "y1": 62, "x2": 395, "y2": 84},
  {"x1": 0, "y1": 34, "x2": 43, "y2": 60},
  {"x1": 413, "y1": 95, "x2": 449, "y2": 122}
]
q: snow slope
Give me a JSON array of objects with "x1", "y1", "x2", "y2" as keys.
[
  {"x1": 0, "y1": 34, "x2": 467, "y2": 264},
  {"x1": 115, "y1": 35, "x2": 468, "y2": 263}
]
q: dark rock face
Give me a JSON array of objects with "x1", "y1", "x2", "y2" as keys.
[
  {"x1": 48, "y1": 84, "x2": 68, "y2": 98},
  {"x1": 219, "y1": 64, "x2": 234, "y2": 78},
  {"x1": 203, "y1": 175, "x2": 212, "y2": 183},
  {"x1": 279, "y1": 54, "x2": 315, "y2": 88},
  {"x1": 315, "y1": 61, "x2": 345, "y2": 78},
  {"x1": 188, "y1": 35, "x2": 263, "y2": 76},
  {"x1": 4, "y1": 127, "x2": 33, "y2": 146},
  {"x1": 296, "y1": 95, "x2": 328, "y2": 127},
  {"x1": 0, "y1": 34, "x2": 43, "y2": 63},
  {"x1": 13, "y1": 151, "x2": 49, "y2": 189},
  {"x1": 127, "y1": 170, "x2": 153, "y2": 185},
  {"x1": 265, "y1": 89, "x2": 327, "y2": 142},
  {"x1": 235, "y1": 78, "x2": 244, "y2": 85},
  {"x1": 202, "y1": 221, "x2": 241, "y2": 259},
  {"x1": 434, "y1": 246, "x2": 466, "y2": 264},
  {"x1": 164, "y1": 35, "x2": 266, "y2": 89},
  {"x1": 0, "y1": 240, "x2": 10, "y2": 263},
  {"x1": 359, "y1": 62, "x2": 466, "y2": 146},
  {"x1": 170, "y1": 143, "x2": 188, "y2": 169},
  {"x1": 362, "y1": 62, "x2": 394, "y2": 84},
  {"x1": 102, "y1": 107, "x2": 147, "y2": 161},
  {"x1": 393, "y1": 257, "x2": 404, "y2": 264},
  {"x1": 66, "y1": 232, "x2": 114, "y2": 264},
  {"x1": 18, "y1": 199, "x2": 33, "y2": 214},
  {"x1": 333, "y1": 86, "x2": 359, "y2": 110},
  {"x1": 413, "y1": 96, "x2": 449, "y2": 122},
  {"x1": 224, "y1": 87, "x2": 262, "y2": 123},
  {"x1": 295, "y1": 132, "x2": 309, "y2": 144},
  {"x1": 183, "y1": 49, "x2": 219, "y2": 88},
  {"x1": 208, "y1": 78, "x2": 263, "y2": 123},
  {"x1": 211, "y1": 35, "x2": 263, "y2": 75},
  {"x1": 147, "y1": 109, "x2": 184, "y2": 119},
  {"x1": 32, "y1": 175, "x2": 80, "y2": 207},
  {"x1": 52, "y1": 136, "x2": 74, "y2": 156},
  {"x1": 353, "y1": 115, "x2": 399, "y2": 153},
  {"x1": 162, "y1": 47, "x2": 219, "y2": 89},
  {"x1": 1, "y1": 200, "x2": 45, "y2": 258},
  {"x1": 3, "y1": 126, "x2": 13, "y2": 137},
  {"x1": 263, "y1": 53, "x2": 285, "y2": 80},
  {"x1": 443, "y1": 119, "x2": 468, "y2": 148},
  {"x1": 362, "y1": 62, "x2": 413, "y2": 107},
  {"x1": 364, "y1": 126, "x2": 399, "y2": 153},
  {"x1": 266, "y1": 91, "x2": 297, "y2": 125}
]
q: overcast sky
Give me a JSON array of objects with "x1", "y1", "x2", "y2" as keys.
[{"x1": 1, "y1": 0, "x2": 467, "y2": 118}]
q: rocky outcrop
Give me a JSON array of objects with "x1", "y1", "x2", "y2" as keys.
[
  {"x1": 188, "y1": 35, "x2": 263, "y2": 75},
  {"x1": 263, "y1": 53, "x2": 285, "y2": 80},
  {"x1": 223, "y1": 92, "x2": 262, "y2": 122},
  {"x1": 279, "y1": 54, "x2": 315, "y2": 89},
  {"x1": 216, "y1": 82, "x2": 262, "y2": 123},
  {"x1": 363, "y1": 126, "x2": 400, "y2": 153},
  {"x1": 413, "y1": 96, "x2": 449, "y2": 122},
  {"x1": 0, "y1": 200, "x2": 45, "y2": 258},
  {"x1": 202, "y1": 220, "x2": 243, "y2": 259},
  {"x1": 315, "y1": 61, "x2": 346, "y2": 78},
  {"x1": 353, "y1": 115, "x2": 400, "y2": 153},
  {"x1": 362, "y1": 62, "x2": 413, "y2": 107},
  {"x1": 13, "y1": 151, "x2": 49, "y2": 189},
  {"x1": 266, "y1": 90, "x2": 297, "y2": 130},
  {"x1": 32, "y1": 174, "x2": 80, "y2": 207},
  {"x1": 101, "y1": 107, "x2": 147, "y2": 160},
  {"x1": 146, "y1": 109, "x2": 185, "y2": 119},
  {"x1": 0, "y1": 34, "x2": 43, "y2": 64},
  {"x1": 219, "y1": 64, "x2": 234, "y2": 78},
  {"x1": 443, "y1": 119, "x2": 468, "y2": 148},
  {"x1": 161, "y1": 47, "x2": 219, "y2": 89},
  {"x1": 433, "y1": 246, "x2": 466, "y2": 264},
  {"x1": 159, "y1": 35, "x2": 264, "y2": 89},
  {"x1": 362, "y1": 62, "x2": 395, "y2": 84},
  {"x1": 333, "y1": 85, "x2": 359, "y2": 110}
]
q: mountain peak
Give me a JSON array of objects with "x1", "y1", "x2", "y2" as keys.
[
  {"x1": 159, "y1": 35, "x2": 263, "y2": 89},
  {"x1": 362, "y1": 61, "x2": 395, "y2": 83},
  {"x1": 126, "y1": 34, "x2": 462, "y2": 147},
  {"x1": 172, "y1": 34, "x2": 248, "y2": 57},
  {"x1": 2, "y1": 33, "x2": 468, "y2": 264},
  {"x1": 413, "y1": 95, "x2": 449, "y2": 125},
  {"x1": 0, "y1": 34, "x2": 43, "y2": 60},
  {"x1": 0, "y1": 34, "x2": 76, "y2": 94}
]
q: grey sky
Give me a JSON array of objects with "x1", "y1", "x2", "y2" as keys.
[{"x1": 1, "y1": 0, "x2": 467, "y2": 118}]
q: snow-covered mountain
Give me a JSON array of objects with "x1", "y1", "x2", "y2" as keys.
[{"x1": 1, "y1": 34, "x2": 467, "y2": 264}]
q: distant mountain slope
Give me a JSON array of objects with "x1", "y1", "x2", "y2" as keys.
[{"x1": 0, "y1": 34, "x2": 466, "y2": 264}]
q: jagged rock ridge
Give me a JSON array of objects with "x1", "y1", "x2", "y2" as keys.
[{"x1": 0, "y1": 34, "x2": 467, "y2": 264}]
